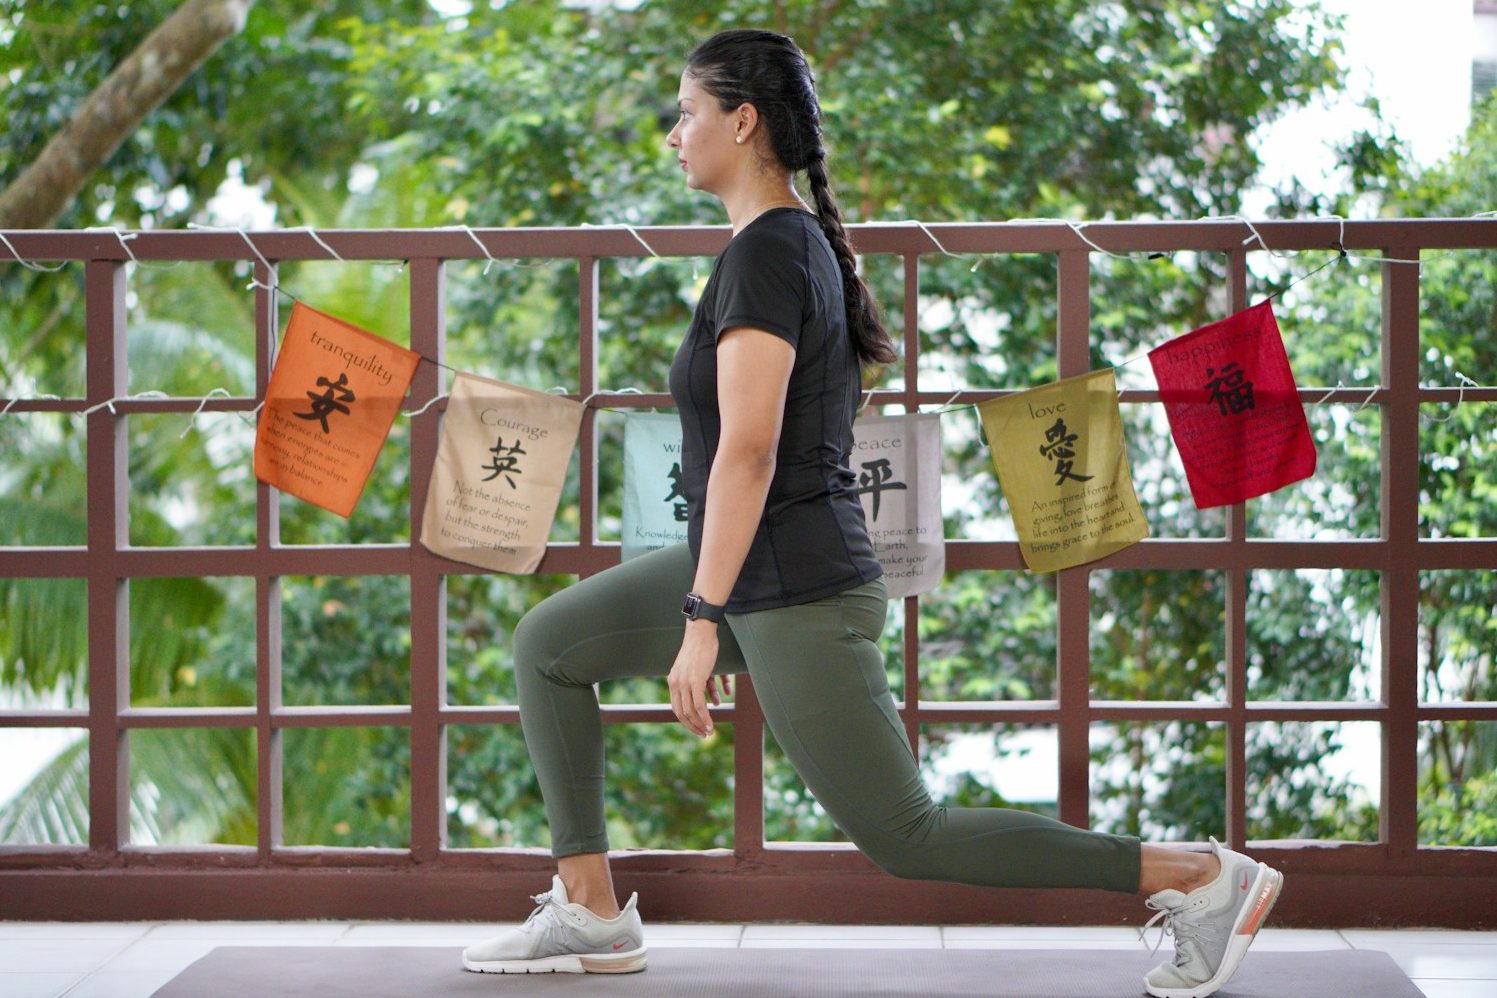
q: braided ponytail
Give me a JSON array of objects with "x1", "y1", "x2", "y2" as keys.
[
  {"x1": 804, "y1": 149, "x2": 898, "y2": 366},
  {"x1": 686, "y1": 29, "x2": 898, "y2": 368}
]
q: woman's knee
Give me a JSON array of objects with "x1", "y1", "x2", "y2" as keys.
[
  {"x1": 860, "y1": 838, "x2": 931, "y2": 881},
  {"x1": 828, "y1": 810, "x2": 937, "y2": 880},
  {"x1": 841, "y1": 803, "x2": 944, "y2": 881},
  {"x1": 513, "y1": 602, "x2": 565, "y2": 683}
]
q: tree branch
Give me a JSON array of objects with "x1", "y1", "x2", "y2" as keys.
[{"x1": 0, "y1": 0, "x2": 257, "y2": 229}]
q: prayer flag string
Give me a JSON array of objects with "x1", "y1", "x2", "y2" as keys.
[{"x1": 1, "y1": 208, "x2": 1481, "y2": 558}]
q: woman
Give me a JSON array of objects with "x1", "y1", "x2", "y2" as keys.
[{"x1": 462, "y1": 28, "x2": 1282, "y2": 998}]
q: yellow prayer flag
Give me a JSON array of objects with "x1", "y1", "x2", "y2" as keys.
[{"x1": 977, "y1": 368, "x2": 1148, "y2": 572}]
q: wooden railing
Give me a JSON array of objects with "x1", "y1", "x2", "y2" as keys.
[{"x1": 1, "y1": 219, "x2": 1494, "y2": 926}]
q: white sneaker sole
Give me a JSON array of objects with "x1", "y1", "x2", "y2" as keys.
[
  {"x1": 1144, "y1": 864, "x2": 1284, "y2": 998},
  {"x1": 462, "y1": 947, "x2": 647, "y2": 975}
]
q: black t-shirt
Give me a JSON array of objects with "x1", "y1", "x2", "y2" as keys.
[{"x1": 667, "y1": 207, "x2": 883, "y2": 613}]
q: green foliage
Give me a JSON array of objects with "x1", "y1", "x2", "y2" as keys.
[
  {"x1": 765, "y1": 731, "x2": 848, "y2": 843},
  {"x1": 1421, "y1": 720, "x2": 1497, "y2": 846},
  {"x1": 129, "y1": 727, "x2": 257, "y2": 845},
  {"x1": 282, "y1": 726, "x2": 412, "y2": 847},
  {"x1": 1092, "y1": 722, "x2": 1227, "y2": 841},
  {"x1": 1254, "y1": 95, "x2": 1497, "y2": 846},
  {"x1": 1246, "y1": 722, "x2": 1380, "y2": 841},
  {"x1": 446, "y1": 723, "x2": 550, "y2": 849},
  {"x1": 1421, "y1": 772, "x2": 1497, "y2": 847}
]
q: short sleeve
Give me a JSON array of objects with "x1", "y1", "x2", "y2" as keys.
[{"x1": 712, "y1": 228, "x2": 808, "y2": 348}]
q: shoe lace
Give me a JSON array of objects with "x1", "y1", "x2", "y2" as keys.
[
  {"x1": 1141, "y1": 895, "x2": 1219, "y2": 967},
  {"x1": 521, "y1": 890, "x2": 565, "y2": 931}
]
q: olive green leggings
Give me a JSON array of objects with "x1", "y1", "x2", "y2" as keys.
[{"x1": 513, "y1": 542, "x2": 1140, "y2": 893}]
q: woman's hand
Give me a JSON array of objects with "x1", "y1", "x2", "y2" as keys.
[{"x1": 668, "y1": 621, "x2": 732, "y2": 738}]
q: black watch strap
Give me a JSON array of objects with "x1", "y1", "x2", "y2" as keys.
[{"x1": 682, "y1": 592, "x2": 727, "y2": 623}]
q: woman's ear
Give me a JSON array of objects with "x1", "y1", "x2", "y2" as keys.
[{"x1": 735, "y1": 102, "x2": 760, "y2": 142}]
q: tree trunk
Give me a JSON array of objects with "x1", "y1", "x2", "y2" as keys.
[{"x1": 0, "y1": 0, "x2": 257, "y2": 230}]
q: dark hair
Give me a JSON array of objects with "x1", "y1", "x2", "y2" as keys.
[{"x1": 685, "y1": 29, "x2": 898, "y2": 367}]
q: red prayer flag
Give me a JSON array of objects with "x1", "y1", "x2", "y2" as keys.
[{"x1": 1147, "y1": 299, "x2": 1316, "y2": 509}]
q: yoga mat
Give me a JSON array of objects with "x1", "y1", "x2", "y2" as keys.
[{"x1": 153, "y1": 945, "x2": 1421, "y2": 997}]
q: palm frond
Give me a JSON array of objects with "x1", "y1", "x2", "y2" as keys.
[
  {"x1": 128, "y1": 576, "x2": 228, "y2": 704},
  {"x1": 128, "y1": 726, "x2": 256, "y2": 846},
  {"x1": 264, "y1": 163, "x2": 344, "y2": 230},
  {"x1": 130, "y1": 256, "x2": 256, "y2": 347},
  {"x1": 0, "y1": 498, "x2": 88, "y2": 700},
  {"x1": 125, "y1": 318, "x2": 256, "y2": 396},
  {"x1": 0, "y1": 734, "x2": 89, "y2": 845}
]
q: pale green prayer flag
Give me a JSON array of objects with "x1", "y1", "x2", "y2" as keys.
[{"x1": 621, "y1": 412, "x2": 690, "y2": 560}]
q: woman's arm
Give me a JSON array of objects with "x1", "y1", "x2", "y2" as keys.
[
  {"x1": 691, "y1": 326, "x2": 795, "y2": 604},
  {"x1": 667, "y1": 325, "x2": 795, "y2": 738}
]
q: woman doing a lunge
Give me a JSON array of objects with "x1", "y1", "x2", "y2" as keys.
[{"x1": 462, "y1": 29, "x2": 1283, "y2": 998}]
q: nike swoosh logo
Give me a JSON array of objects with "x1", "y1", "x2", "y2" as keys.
[{"x1": 612, "y1": 941, "x2": 628, "y2": 950}]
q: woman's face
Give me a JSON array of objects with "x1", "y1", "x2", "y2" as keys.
[{"x1": 666, "y1": 70, "x2": 740, "y2": 194}]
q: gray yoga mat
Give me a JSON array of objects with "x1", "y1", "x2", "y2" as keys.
[{"x1": 152, "y1": 945, "x2": 1421, "y2": 997}]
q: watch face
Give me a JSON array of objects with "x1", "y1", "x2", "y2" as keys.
[{"x1": 682, "y1": 594, "x2": 700, "y2": 617}]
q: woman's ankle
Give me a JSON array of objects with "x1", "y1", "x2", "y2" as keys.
[
  {"x1": 1182, "y1": 851, "x2": 1221, "y2": 893},
  {"x1": 556, "y1": 853, "x2": 622, "y2": 918},
  {"x1": 1139, "y1": 844, "x2": 1221, "y2": 895},
  {"x1": 567, "y1": 888, "x2": 621, "y2": 920}
]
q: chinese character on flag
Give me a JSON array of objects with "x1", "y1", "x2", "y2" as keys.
[
  {"x1": 620, "y1": 412, "x2": 690, "y2": 561},
  {"x1": 977, "y1": 368, "x2": 1148, "y2": 573},
  {"x1": 1148, "y1": 299, "x2": 1316, "y2": 509},
  {"x1": 253, "y1": 300, "x2": 421, "y2": 518}
]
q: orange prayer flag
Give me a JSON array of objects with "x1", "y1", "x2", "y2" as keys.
[{"x1": 253, "y1": 300, "x2": 421, "y2": 518}]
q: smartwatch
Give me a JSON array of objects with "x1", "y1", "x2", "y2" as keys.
[{"x1": 681, "y1": 592, "x2": 727, "y2": 623}]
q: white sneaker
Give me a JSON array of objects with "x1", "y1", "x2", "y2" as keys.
[
  {"x1": 461, "y1": 874, "x2": 647, "y2": 975},
  {"x1": 1141, "y1": 837, "x2": 1284, "y2": 998}
]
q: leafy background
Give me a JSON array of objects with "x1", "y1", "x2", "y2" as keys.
[{"x1": 1, "y1": 0, "x2": 1492, "y2": 850}]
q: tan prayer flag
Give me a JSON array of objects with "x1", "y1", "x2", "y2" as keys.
[
  {"x1": 850, "y1": 413, "x2": 945, "y2": 598},
  {"x1": 420, "y1": 372, "x2": 583, "y2": 574}
]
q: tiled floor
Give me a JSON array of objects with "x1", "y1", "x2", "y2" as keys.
[{"x1": 0, "y1": 920, "x2": 1492, "y2": 997}]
